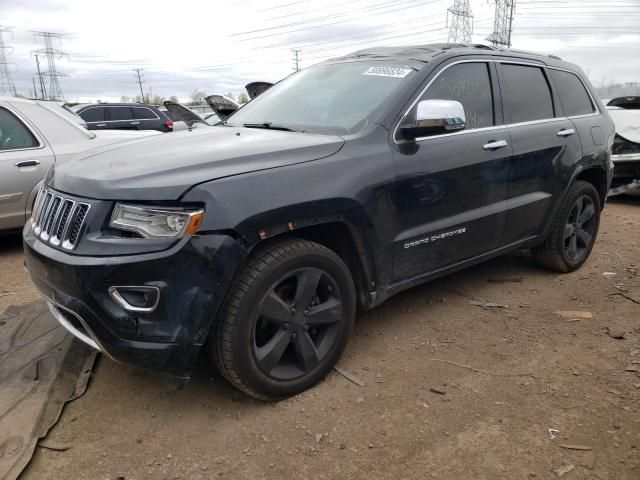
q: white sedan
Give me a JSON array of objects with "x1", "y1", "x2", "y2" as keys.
[{"x1": 0, "y1": 97, "x2": 159, "y2": 232}]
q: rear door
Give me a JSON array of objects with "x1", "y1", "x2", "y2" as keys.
[
  {"x1": 497, "y1": 61, "x2": 582, "y2": 245},
  {"x1": 0, "y1": 104, "x2": 54, "y2": 230},
  {"x1": 390, "y1": 60, "x2": 511, "y2": 281},
  {"x1": 106, "y1": 106, "x2": 134, "y2": 129}
]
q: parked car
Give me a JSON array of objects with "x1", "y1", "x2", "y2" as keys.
[
  {"x1": 605, "y1": 96, "x2": 640, "y2": 196},
  {"x1": 162, "y1": 101, "x2": 210, "y2": 130},
  {"x1": 72, "y1": 103, "x2": 174, "y2": 132},
  {"x1": 0, "y1": 97, "x2": 159, "y2": 233},
  {"x1": 24, "y1": 44, "x2": 614, "y2": 400},
  {"x1": 205, "y1": 95, "x2": 240, "y2": 121}
]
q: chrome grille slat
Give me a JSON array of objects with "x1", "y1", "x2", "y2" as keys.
[{"x1": 32, "y1": 187, "x2": 90, "y2": 250}]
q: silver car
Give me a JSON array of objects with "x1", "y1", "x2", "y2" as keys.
[{"x1": 0, "y1": 97, "x2": 159, "y2": 232}]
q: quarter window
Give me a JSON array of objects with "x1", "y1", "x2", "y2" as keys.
[
  {"x1": 414, "y1": 62, "x2": 495, "y2": 130},
  {"x1": 79, "y1": 107, "x2": 105, "y2": 122},
  {"x1": 0, "y1": 107, "x2": 39, "y2": 150},
  {"x1": 550, "y1": 69, "x2": 595, "y2": 117},
  {"x1": 131, "y1": 107, "x2": 157, "y2": 120},
  {"x1": 501, "y1": 64, "x2": 554, "y2": 123}
]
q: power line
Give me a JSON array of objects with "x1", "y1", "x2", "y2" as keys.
[
  {"x1": 447, "y1": 0, "x2": 473, "y2": 44},
  {"x1": 32, "y1": 31, "x2": 67, "y2": 101},
  {"x1": 487, "y1": 1, "x2": 516, "y2": 47},
  {"x1": 0, "y1": 25, "x2": 17, "y2": 96},
  {"x1": 133, "y1": 68, "x2": 145, "y2": 101}
]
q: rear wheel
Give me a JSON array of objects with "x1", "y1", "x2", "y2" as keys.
[
  {"x1": 532, "y1": 180, "x2": 601, "y2": 272},
  {"x1": 210, "y1": 239, "x2": 356, "y2": 400}
]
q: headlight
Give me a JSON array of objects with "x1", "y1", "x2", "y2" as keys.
[{"x1": 109, "y1": 203, "x2": 204, "y2": 239}]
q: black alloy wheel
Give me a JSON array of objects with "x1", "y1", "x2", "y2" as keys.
[
  {"x1": 253, "y1": 267, "x2": 343, "y2": 380},
  {"x1": 563, "y1": 195, "x2": 597, "y2": 263}
]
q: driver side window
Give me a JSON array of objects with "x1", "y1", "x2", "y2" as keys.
[
  {"x1": 0, "y1": 107, "x2": 39, "y2": 151},
  {"x1": 412, "y1": 62, "x2": 495, "y2": 131}
]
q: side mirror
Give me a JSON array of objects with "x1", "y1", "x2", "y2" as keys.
[{"x1": 400, "y1": 99, "x2": 466, "y2": 140}]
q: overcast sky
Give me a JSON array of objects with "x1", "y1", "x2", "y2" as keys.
[{"x1": 2, "y1": 0, "x2": 639, "y2": 102}]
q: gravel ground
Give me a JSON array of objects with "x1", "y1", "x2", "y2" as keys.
[{"x1": 2, "y1": 198, "x2": 639, "y2": 480}]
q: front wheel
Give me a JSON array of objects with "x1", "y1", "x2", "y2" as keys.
[
  {"x1": 210, "y1": 239, "x2": 356, "y2": 400},
  {"x1": 532, "y1": 180, "x2": 601, "y2": 272}
]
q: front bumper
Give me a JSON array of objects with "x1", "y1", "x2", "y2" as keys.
[
  {"x1": 23, "y1": 222, "x2": 246, "y2": 382},
  {"x1": 610, "y1": 153, "x2": 640, "y2": 196}
]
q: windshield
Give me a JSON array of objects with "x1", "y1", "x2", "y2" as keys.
[{"x1": 225, "y1": 62, "x2": 415, "y2": 135}]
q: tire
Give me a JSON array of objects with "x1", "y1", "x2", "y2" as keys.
[
  {"x1": 532, "y1": 180, "x2": 601, "y2": 273},
  {"x1": 210, "y1": 239, "x2": 356, "y2": 401}
]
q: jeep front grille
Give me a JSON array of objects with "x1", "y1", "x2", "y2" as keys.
[{"x1": 31, "y1": 187, "x2": 91, "y2": 250}]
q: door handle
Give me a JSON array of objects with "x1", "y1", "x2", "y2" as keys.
[
  {"x1": 557, "y1": 128, "x2": 576, "y2": 137},
  {"x1": 96, "y1": 123, "x2": 106, "y2": 127},
  {"x1": 14, "y1": 160, "x2": 40, "y2": 168},
  {"x1": 131, "y1": 121, "x2": 140, "y2": 125},
  {"x1": 483, "y1": 140, "x2": 508, "y2": 150}
]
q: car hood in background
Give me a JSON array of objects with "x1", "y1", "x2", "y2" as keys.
[
  {"x1": 205, "y1": 95, "x2": 240, "y2": 120},
  {"x1": 48, "y1": 126, "x2": 344, "y2": 200},
  {"x1": 608, "y1": 108, "x2": 640, "y2": 144},
  {"x1": 245, "y1": 81, "x2": 274, "y2": 100},
  {"x1": 163, "y1": 101, "x2": 208, "y2": 127}
]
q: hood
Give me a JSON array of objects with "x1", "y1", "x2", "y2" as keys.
[
  {"x1": 163, "y1": 101, "x2": 208, "y2": 127},
  {"x1": 608, "y1": 108, "x2": 640, "y2": 144},
  {"x1": 205, "y1": 95, "x2": 240, "y2": 120},
  {"x1": 245, "y1": 81, "x2": 274, "y2": 100},
  {"x1": 48, "y1": 126, "x2": 344, "y2": 200}
]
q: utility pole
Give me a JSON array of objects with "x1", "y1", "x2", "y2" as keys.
[
  {"x1": 34, "y1": 54, "x2": 47, "y2": 99},
  {"x1": 447, "y1": 0, "x2": 473, "y2": 44},
  {"x1": 133, "y1": 68, "x2": 145, "y2": 102},
  {"x1": 32, "y1": 77, "x2": 38, "y2": 99},
  {"x1": 32, "y1": 31, "x2": 67, "y2": 100},
  {"x1": 486, "y1": 0, "x2": 516, "y2": 48},
  {"x1": 292, "y1": 49, "x2": 301, "y2": 72},
  {"x1": 0, "y1": 25, "x2": 17, "y2": 96}
]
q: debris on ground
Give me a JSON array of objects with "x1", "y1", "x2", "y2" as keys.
[
  {"x1": 548, "y1": 428, "x2": 560, "y2": 440},
  {"x1": 558, "y1": 444, "x2": 593, "y2": 451},
  {"x1": 605, "y1": 327, "x2": 626, "y2": 339},
  {"x1": 37, "y1": 441, "x2": 72, "y2": 452},
  {"x1": 429, "y1": 387, "x2": 447, "y2": 395},
  {"x1": 608, "y1": 291, "x2": 640, "y2": 305},
  {"x1": 467, "y1": 300, "x2": 509, "y2": 309},
  {"x1": 554, "y1": 311, "x2": 593, "y2": 319},
  {"x1": 552, "y1": 463, "x2": 575, "y2": 477},
  {"x1": 602, "y1": 272, "x2": 617, "y2": 279},
  {"x1": 334, "y1": 367, "x2": 366, "y2": 387}
]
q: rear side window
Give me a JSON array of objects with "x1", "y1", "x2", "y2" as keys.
[
  {"x1": 550, "y1": 69, "x2": 595, "y2": 117},
  {"x1": 131, "y1": 107, "x2": 157, "y2": 120},
  {"x1": 0, "y1": 107, "x2": 39, "y2": 150},
  {"x1": 417, "y1": 62, "x2": 494, "y2": 130},
  {"x1": 108, "y1": 107, "x2": 133, "y2": 121},
  {"x1": 79, "y1": 107, "x2": 105, "y2": 122},
  {"x1": 501, "y1": 64, "x2": 554, "y2": 123}
]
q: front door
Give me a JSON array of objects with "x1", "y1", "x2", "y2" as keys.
[
  {"x1": 390, "y1": 60, "x2": 511, "y2": 282},
  {"x1": 0, "y1": 105, "x2": 54, "y2": 230}
]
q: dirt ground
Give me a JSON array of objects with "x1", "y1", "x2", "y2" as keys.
[{"x1": 2, "y1": 198, "x2": 639, "y2": 480}]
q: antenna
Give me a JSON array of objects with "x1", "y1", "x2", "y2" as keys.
[
  {"x1": 486, "y1": 0, "x2": 516, "y2": 48},
  {"x1": 447, "y1": 0, "x2": 474, "y2": 44}
]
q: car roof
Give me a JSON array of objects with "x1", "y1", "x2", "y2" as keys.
[
  {"x1": 78, "y1": 103, "x2": 160, "y2": 108},
  {"x1": 322, "y1": 43, "x2": 573, "y2": 71}
]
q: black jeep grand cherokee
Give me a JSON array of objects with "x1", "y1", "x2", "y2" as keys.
[{"x1": 24, "y1": 44, "x2": 614, "y2": 400}]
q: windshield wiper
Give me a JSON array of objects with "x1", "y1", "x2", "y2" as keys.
[{"x1": 243, "y1": 122, "x2": 296, "y2": 132}]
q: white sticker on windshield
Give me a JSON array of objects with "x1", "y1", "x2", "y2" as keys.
[{"x1": 363, "y1": 66, "x2": 413, "y2": 78}]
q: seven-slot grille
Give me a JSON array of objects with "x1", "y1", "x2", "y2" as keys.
[{"x1": 31, "y1": 187, "x2": 90, "y2": 250}]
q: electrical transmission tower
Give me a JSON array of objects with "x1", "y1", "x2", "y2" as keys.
[
  {"x1": 447, "y1": 0, "x2": 473, "y2": 44},
  {"x1": 32, "y1": 31, "x2": 67, "y2": 101},
  {"x1": 0, "y1": 26, "x2": 17, "y2": 97},
  {"x1": 486, "y1": 0, "x2": 516, "y2": 48},
  {"x1": 133, "y1": 68, "x2": 145, "y2": 102},
  {"x1": 292, "y1": 49, "x2": 301, "y2": 72}
]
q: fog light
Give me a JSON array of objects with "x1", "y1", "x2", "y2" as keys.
[{"x1": 108, "y1": 286, "x2": 160, "y2": 312}]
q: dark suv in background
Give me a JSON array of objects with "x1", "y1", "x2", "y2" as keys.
[
  {"x1": 73, "y1": 103, "x2": 174, "y2": 132},
  {"x1": 25, "y1": 44, "x2": 614, "y2": 401}
]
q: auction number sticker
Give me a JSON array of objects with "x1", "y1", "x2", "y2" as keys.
[{"x1": 363, "y1": 66, "x2": 413, "y2": 78}]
